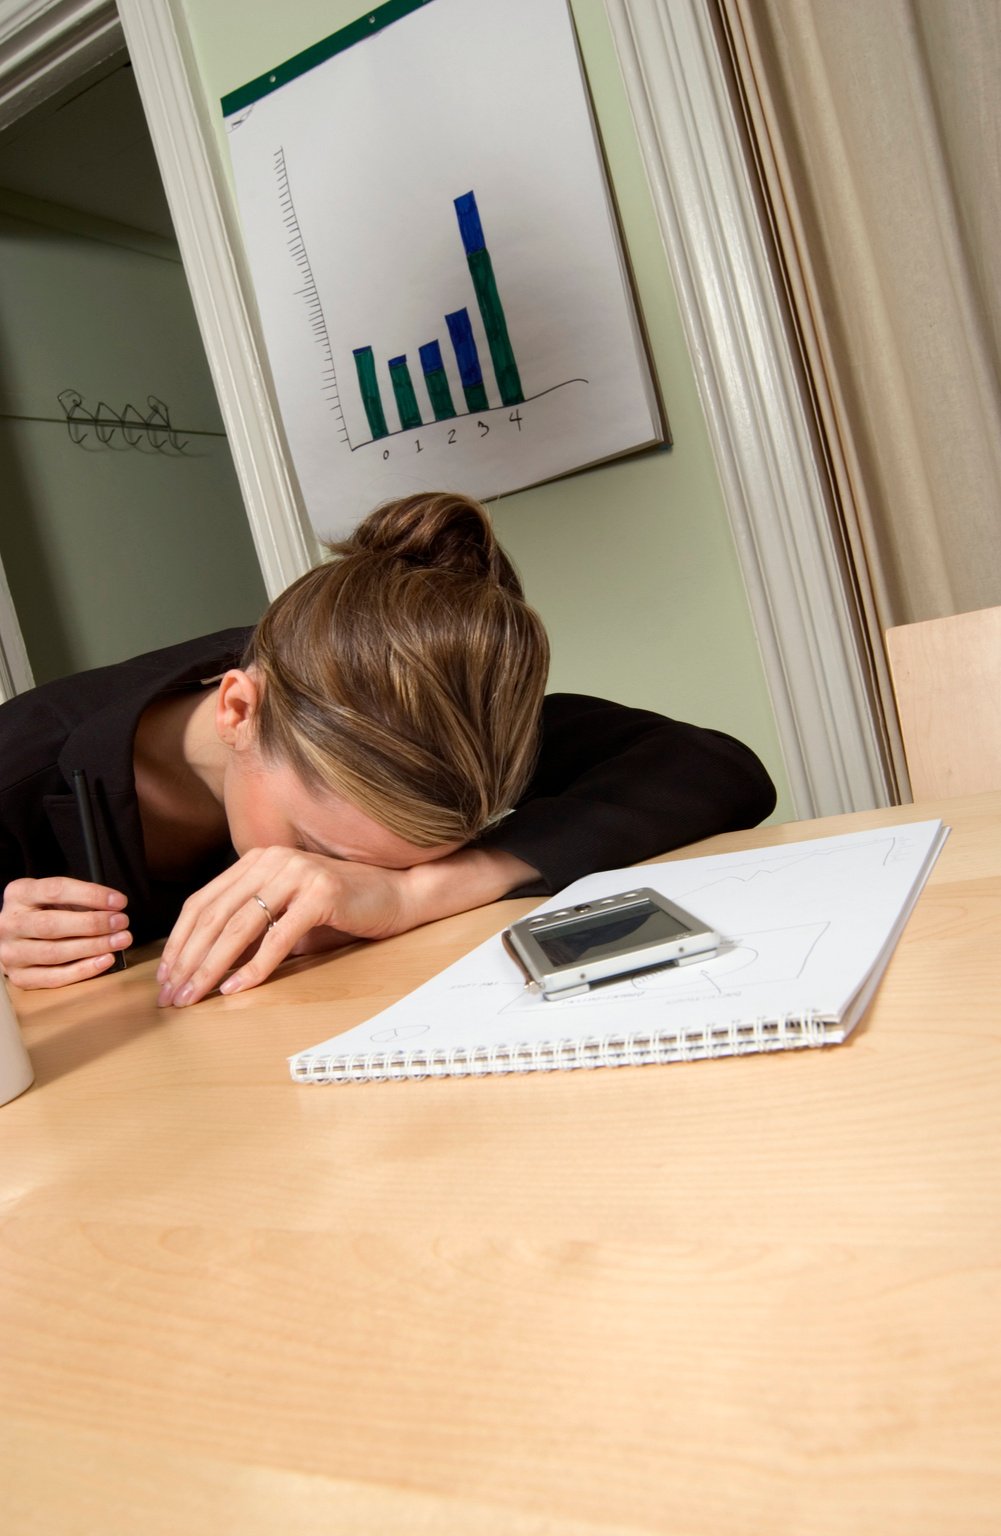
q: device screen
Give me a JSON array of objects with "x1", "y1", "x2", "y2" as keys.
[{"x1": 533, "y1": 901, "x2": 691, "y2": 967}]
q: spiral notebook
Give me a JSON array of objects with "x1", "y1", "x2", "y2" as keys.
[{"x1": 289, "y1": 820, "x2": 947, "y2": 1085}]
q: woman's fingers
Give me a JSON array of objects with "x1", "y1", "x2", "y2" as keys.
[
  {"x1": 157, "y1": 853, "x2": 268, "y2": 981},
  {"x1": 0, "y1": 877, "x2": 131, "y2": 989},
  {"x1": 4, "y1": 875, "x2": 127, "y2": 914},
  {"x1": 157, "y1": 850, "x2": 276, "y2": 973},
  {"x1": 158, "y1": 850, "x2": 320, "y2": 1007},
  {"x1": 2, "y1": 926, "x2": 131, "y2": 965},
  {"x1": 158, "y1": 895, "x2": 298, "y2": 1007},
  {"x1": 2, "y1": 946, "x2": 129, "y2": 990},
  {"x1": 168, "y1": 917, "x2": 301, "y2": 1008},
  {"x1": 7, "y1": 905, "x2": 130, "y2": 943}
]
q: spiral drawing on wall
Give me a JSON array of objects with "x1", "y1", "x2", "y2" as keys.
[{"x1": 57, "y1": 390, "x2": 190, "y2": 453}]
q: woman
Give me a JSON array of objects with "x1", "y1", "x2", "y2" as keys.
[{"x1": 0, "y1": 492, "x2": 775, "y2": 1006}]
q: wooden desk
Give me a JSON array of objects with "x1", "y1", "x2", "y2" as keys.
[{"x1": 2, "y1": 794, "x2": 1000, "y2": 1536}]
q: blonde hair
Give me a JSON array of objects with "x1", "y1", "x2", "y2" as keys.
[{"x1": 243, "y1": 493, "x2": 550, "y2": 846}]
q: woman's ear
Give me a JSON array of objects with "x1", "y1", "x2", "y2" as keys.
[{"x1": 215, "y1": 669, "x2": 260, "y2": 749}]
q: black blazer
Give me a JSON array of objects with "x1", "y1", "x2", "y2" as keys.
[{"x1": 0, "y1": 629, "x2": 776, "y2": 944}]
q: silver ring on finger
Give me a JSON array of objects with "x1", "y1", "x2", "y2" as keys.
[{"x1": 252, "y1": 892, "x2": 278, "y2": 930}]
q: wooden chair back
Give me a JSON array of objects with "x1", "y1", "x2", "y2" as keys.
[{"x1": 885, "y1": 605, "x2": 1001, "y2": 800}]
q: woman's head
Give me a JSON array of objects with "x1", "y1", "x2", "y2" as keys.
[{"x1": 239, "y1": 492, "x2": 550, "y2": 847}]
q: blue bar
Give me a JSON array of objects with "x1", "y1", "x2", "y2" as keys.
[
  {"x1": 454, "y1": 191, "x2": 485, "y2": 256},
  {"x1": 419, "y1": 340, "x2": 445, "y2": 374},
  {"x1": 445, "y1": 309, "x2": 483, "y2": 389},
  {"x1": 388, "y1": 354, "x2": 407, "y2": 369}
]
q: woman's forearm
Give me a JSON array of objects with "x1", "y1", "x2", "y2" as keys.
[{"x1": 396, "y1": 846, "x2": 540, "y2": 932}]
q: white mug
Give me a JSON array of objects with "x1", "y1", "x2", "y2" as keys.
[{"x1": 0, "y1": 974, "x2": 33, "y2": 1106}]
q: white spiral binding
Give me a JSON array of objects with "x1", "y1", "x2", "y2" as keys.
[{"x1": 290, "y1": 1012, "x2": 833, "y2": 1084}]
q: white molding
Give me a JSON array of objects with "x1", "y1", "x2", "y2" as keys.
[
  {"x1": 0, "y1": 0, "x2": 120, "y2": 132},
  {"x1": 116, "y1": 0, "x2": 315, "y2": 597},
  {"x1": 605, "y1": 0, "x2": 892, "y2": 817},
  {"x1": 0, "y1": 554, "x2": 33, "y2": 701}
]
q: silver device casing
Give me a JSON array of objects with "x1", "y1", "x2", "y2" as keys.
[{"x1": 503, "y1": 886, "x2": 720, "y2": 999}]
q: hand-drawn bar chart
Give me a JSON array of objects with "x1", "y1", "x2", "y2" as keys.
[
  {"x1": 223, "y1": 0, "x2": 665, "y2": 542},
  {"x1": 351, "y1": 189, "x2": 523, "y2": 443}
]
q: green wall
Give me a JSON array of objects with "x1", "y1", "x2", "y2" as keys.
[
  {"x1": 180, "y1": 0, "x2": 791, "y2": 820},
  {"x1": 0, "y1": 196, "x2": 266, "y2": 681}
]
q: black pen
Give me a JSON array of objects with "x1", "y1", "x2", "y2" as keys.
[{"x1": 71, "y1": 768, "x2": 127, "y2": 971}]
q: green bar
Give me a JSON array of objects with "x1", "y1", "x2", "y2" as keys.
[
  {"x1": 424, "y1": 368, "x2": 456, "y2": 421},
  {"x1": 461, "y1": 379, "x2": 489, "y2": 413},
  {"x1": 353, "y1": 347, "x2": 388, "y2": 440},
  {"x1": 467, "y1": 247, "x2": 524, "y2": 407},
  {"x1": 389, "y1": 358, "x2": 422, "y2": 431},
  {"x1": 222, "y1": 0, "x2": 434, "y2": 116}
]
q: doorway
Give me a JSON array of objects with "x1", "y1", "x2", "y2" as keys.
[{"x1": 0, "y1": 46, "x2": 266, "y2": 687}]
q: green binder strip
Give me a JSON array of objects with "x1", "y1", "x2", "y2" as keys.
[{"x1": 221, "y1": 0, "x2": 436, "y2": 117}]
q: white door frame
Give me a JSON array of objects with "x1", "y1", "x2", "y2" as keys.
[
  {"x1": 604, "y1": 0, "x2": 892, "y2": 817},
  {"x1": 0, "y1": 0, "x2": 891, "y2": 822},
  {"x1": 115, "y1": 0, "x2": 316, "y2": 595},
  {"x1": 0, "y1": 555, "x2": 32, "y2": 700}
]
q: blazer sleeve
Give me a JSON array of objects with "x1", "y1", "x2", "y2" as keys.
[{"x1": 477, "y1": 693, "x2": 777, "y2": 895}]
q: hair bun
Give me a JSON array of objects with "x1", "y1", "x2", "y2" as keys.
[{"x1": 328, "y1": 493, "x2": 522, "y2": 592}]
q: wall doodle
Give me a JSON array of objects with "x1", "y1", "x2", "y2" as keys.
[{"x1": 57, "y1": 390, "x2": 190, "y2": 453}]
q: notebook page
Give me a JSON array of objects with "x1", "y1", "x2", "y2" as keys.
[{"x1": 290, "y1": 820, "x2": 947, "y2": 1075}]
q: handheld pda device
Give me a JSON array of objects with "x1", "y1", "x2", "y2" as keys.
[{"x1": 503, "y1": 887, "x2": 720, "y2": 999}]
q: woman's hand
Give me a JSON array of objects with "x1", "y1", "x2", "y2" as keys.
[
  {"x1": 156, "y1": 846, "x2": 408, "y2": 1008},
  {"x1": 0, "y1": 877, "x2": 132, "y2": 989},
  {"x1": 156, "y1": 844, "x2": 539, "y2": 1008}
]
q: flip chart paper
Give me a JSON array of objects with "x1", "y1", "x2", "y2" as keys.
[{"x1": 224, "y1": 0, "x2": 664, "y2": 540}]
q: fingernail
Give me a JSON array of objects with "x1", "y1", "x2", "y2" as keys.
[
  {"x1": 173, "y1": 983, "x2": 196, "y2": 1008},
  {"x1": 157, "y1": 983, "x2": 175, "y2": 1007},
  {"x1": 219, "y1": 974, "x2": 244, "y2": 996},
  {"x1": 109, "y1": 913, "x2": 128, "y2": 932},
  {"x1": 156, "y1": 961, "x2": 168, "y2": 982},
  {"x1": 110, "y1": 931, "x2": 130, "y2": 950}
]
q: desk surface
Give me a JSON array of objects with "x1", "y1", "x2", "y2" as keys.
[{"x1": 3, "y1": 794, "x2": 1001, "y2": 1536}]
